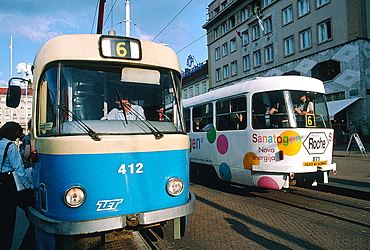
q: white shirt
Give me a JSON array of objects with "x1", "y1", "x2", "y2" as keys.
[
  {"x1": 297, "y1": 101, "x2": 314, "y2": 113},
  {"x1": 101, "y1": 105, "x2": 146, "y2": 120}
]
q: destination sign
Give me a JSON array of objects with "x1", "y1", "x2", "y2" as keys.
[{"x1": 99, "y1": 36, "x2": 141, "y2": 60}]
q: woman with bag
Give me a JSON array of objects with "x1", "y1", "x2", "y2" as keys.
[{"x1": 0, "y1": 122, "x2": 33, "y2": 250}]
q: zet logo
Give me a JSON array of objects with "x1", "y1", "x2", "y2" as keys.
[{"x1": 96, "y1": 199, "x2": 123, "y2": 211}]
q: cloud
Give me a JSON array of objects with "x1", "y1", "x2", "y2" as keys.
[
  {"x1": 0, "y1": 5, "x2": 92, "y2": 44},
  {"x1": 0, "y1": 80, "x2": 7, "y2": 87}
]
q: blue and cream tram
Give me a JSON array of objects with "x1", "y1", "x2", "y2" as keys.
[
  {"x1": 183, "y1": 76, "x2": 336, "y2": 190},
  {"x1": 7, "y1": 34, "x2": 195, "y2": 248}
]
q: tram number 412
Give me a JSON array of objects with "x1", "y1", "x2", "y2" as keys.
[{"x1": 118, "y1": 163, "x2": 144, "y2": 174}]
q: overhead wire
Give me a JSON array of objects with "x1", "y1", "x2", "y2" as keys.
[
  {"x1": 152, "y1": 0, "x2": 194, "y2": 42},
  {"x1": 90, "y1": 0, "x2": 100, "y2": 34},
  {"x1": 176, "y1": 34, "x2": 206, "y2": 53},
  {"x1": 104, "y1": 0, "x2": 118, "y2": 27}
]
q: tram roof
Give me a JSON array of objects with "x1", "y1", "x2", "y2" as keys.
[
  {"x1": 182, "y1": 76, "x2": 325, "y2": 107},
  {"x1": 32, "y1": 34, "x2": 181, "y2": 81}
]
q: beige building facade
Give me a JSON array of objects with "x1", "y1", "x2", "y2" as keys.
[
  {"x1": 202, "y1": 0, "x2": 370, "y2": 141},
  {"x1": 0, "y1": 88, "x2": 32, "y2": 129}
]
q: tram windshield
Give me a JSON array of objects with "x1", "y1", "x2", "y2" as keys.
[
  {"x1": 36, "y1": 62, "x2": 184, "y2": 137},
  {"x1": 252, "y1": 90, "x2": 331, "y2": 129}
]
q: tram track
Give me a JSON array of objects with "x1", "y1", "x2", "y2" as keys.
[
  {"x1": 249, "y1": 187, "x2": 370, "y2": 237},
  {"x1": 191, "y1": 169, "x2": 370, "y2": 240}
]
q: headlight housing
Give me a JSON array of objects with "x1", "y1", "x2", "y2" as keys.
[
  {"x1": 166, "y1": 177, "x2": 184, "y2": 196},
  {"x1": 64, "y1": 186, "x2": 86, "y2": 208}
]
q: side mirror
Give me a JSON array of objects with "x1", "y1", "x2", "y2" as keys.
[{"x1": 6, "y1": 77, "x2": 30, "y2": 108}]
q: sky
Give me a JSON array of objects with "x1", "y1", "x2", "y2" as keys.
[{"x1": 0, "y1": 0, "x2": 211, "y2": 87}]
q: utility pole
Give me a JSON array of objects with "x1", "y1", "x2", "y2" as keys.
[
  {"x1": 97, "y1": 0, "x2": 106, "y2": 34},
  {"x1": 9, "y1": 35, "x2": 13, "y2": 78},
  {"x1": 125, "y1": 0, "x2": 131, "y2": 37}
]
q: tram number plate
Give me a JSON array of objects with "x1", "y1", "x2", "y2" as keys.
[
  {"x1": 118, "y1": 163, "x2": 144, "y2": 175},
  {"x1": 303, "y1": 160, "x2": 327, "y2": 166}
]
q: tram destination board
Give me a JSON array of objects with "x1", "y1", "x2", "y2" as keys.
[{"x1": 99, "y1": 36, "x2": 142, "y2": 60}]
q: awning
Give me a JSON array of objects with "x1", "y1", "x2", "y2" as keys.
[{"x1": 327, "y1": 97, "x2": 360, "y2": 120}]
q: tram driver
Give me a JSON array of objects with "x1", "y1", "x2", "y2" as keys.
[{"x1": 101, "y1": 97, "x2": 146, "y2": 120}]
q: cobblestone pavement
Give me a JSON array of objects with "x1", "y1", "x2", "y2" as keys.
[
  {"x1": 12, "y1": 144, "x2": 369, "y2": 249},
  {"x1": 185, "y1": 181, "x2": 370, "y2": 249}
]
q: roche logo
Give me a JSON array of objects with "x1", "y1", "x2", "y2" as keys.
[
  {"x1": 96, "y1": 199, "x2": 123, "y2": 211},
  {"x1": 303, "y1": 132, "x2": 328, "y2": 154}
]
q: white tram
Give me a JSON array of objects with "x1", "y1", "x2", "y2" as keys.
[{"x1": 183, "y1": 76, "x2": 336, "y2": 190}]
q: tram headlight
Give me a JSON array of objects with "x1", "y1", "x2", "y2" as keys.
[
  {"x1": 64, "y1": 186, "x2": 86, "y2": 208},
  {"x1": 166, "y1": 177, "x2": 184, "y2": 196}
]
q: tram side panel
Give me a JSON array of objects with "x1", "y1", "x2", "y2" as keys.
[{"x1": 189, "y1": 128, "x2": 335, "y2": 190}]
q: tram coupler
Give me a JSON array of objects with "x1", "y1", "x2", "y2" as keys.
[{"x1": 127, "y1": 214, "x2": 140, "y2": 227}]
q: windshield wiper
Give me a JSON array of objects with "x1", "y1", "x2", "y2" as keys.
[{"x1": 58, "y1": 105, "x2": 101, "y2": 141}]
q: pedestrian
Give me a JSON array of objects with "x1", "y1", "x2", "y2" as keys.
[
  {"x1": 347, "y1": 121, "x2": 357, "y2": 148},
  {"x1": 21, "y1": 119, "x2": 32, "y2": 170},
  {"x1": 0, "y1": 121, "x2": 33, "y2": 250}
]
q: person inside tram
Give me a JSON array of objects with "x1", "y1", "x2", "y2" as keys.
[
  {"x1": 268, "y1": 102, "x2": 289, "y2": 128},
  {"x1": 294, "y1": 94, "x2": 314, "y2": 127},
  {"x1": 294, "y1": 94, "x2": 314, "y2": 115},
  {"x1": 101, "y1": 97, "x2": 146, "y2": 120}
]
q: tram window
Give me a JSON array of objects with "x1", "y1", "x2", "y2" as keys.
[
  {"x1": 184, "y1": 108, "x2": 190, "y2": 133},
  {"x1": 216, "y1": 96, "x2": 246, "y2": 131},
  {"x1": 252, "y1": 90, "x2": 331, "y2": 129},
  {"x1": 252, "y1": 93, "x2": 271, "y2": 129},
  {"x1": 37, "y1": 67, "x2": 58, "y2": 135},
  {"x1": 37, "y1": 64, "x2": 184, "y2": 136},
  {"x1": 193, "y1": 103, "x2": 213, "y2": 132}
]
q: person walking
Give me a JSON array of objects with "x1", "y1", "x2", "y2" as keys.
[{"x1": 0, "y1": 122, "x2": 33, "y2": 250}]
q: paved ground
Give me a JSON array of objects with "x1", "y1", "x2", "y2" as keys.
[{"x1": 12, "y1": 143, "x2": 369, "y2": 249}]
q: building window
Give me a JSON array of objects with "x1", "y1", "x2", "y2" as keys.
[
  {"x1": 317, "y1": 0, "x2": 329, "y2": 8},
  {"x1": 216, "y1": 68, "x2": 221, "y2": 81},
  {"x1": 264, "y1": 0, "x2": 272, "y2": 7},
  {"x1": 221, "y1": 1, "x2": 227, "y2": 9},
  {"x1": 230, "y1": 38, "x2": 237, "y2": 52},
  {"x1": 223, "y1": 64, "x2": 229, "y2": 79},
  {"x1": 189, "y1": 87, "x2": 193, "y2": 97},
  {"x1": 242, "y1": 30, "x2": 249, "y2": 45},
  {"x1": 222, "y1": 43, "x2": 228, "y2": 56},
  {"x1": 215, "y1": 47, "x2": 221, "y2": 60},
  {"x1": 214, "y1": 28, "x2": 220, "y2": 39},
  {"x1": 318, "y1": 20, "x2": 331, "y2": 43},
  {"x1": 231, "y1": 61, "x2": 238, "y2": 76},
  {"x1": 253, "y1": 50, "x2": 261, "y2": 67},
  {"x1": 243, "y1": 55, "x2": 251, "y2": 71},
  {"x1": 195, "y1": 85, "x2": 200, "y2": 96},
  {"x1": 265, "y1": 45, "x2": 274, "y2": 62},
  {"x1": 229, "y1": 16, "x2": 235, "y2": 29},
  {"x1": 298, "y1": 0, "x2": 310, "y2": 17},
  {"x1": 214, "y1": 7, "x2": 220, "y2": 15},
  {"x1": 282, "y1": 5, "x2": 293, "y2": 25},
  {"x1": 263, "y1": 17, "x2": 272, "y2": 34},
  {"x1": 221, "y1": 22, "x2": 228, "y2": 34},
  {"x1": 326, "y1": 91, "x2": 345, "y2": 102},
  {"x1": 299, "y1": 28, "x2": 311, "y2": 50},
  {"x1": 311, "y1": 60, "x2": 340, "y2": 81},
  {"x1": 241, "y1": 7, "x2": 249, "y2": 21},
  {"x1": 284, "y1": 36, "x2": 295, "y2": 55},
  {"x1": 183, "y1": 89, "x2": 188, "y2": 99},
  {"x1": 202, "y1": 82, "x2": 207, "y2": 93},
  {"x1": 252, "y1": 25, "x2": 260, "y2": 40}
]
